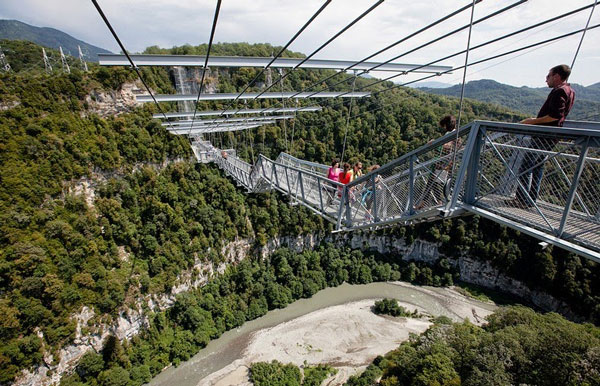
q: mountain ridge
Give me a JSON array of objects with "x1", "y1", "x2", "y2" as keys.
[
  {"x1": 0, "y1": 19, "x2": 111, "y2": 62},
  {"x1": 418, "y1": 79, "x2": 600, "y2": 120}
]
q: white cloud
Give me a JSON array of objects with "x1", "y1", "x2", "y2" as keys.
[{"x1": 1, "y1": 0, "x2": 598, "y2": 86}]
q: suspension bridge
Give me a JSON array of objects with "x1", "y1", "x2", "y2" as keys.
[{"x1": 93, "y1": 0, "x2": 600, "y2": 262}]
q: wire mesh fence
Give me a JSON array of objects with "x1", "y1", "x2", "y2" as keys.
[
  {"x1": 338, "y1": 127, "x2": 472, "y2": 228},
  {"x1": 474, "y1": 122, "x2": 600, "y2": 254}
]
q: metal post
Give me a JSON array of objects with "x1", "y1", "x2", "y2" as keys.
[
  {"x1": 260, "y1": 155, "x2": 267, "y2": 180},
  {"x1": 448, "y1": 122, "x2": 480, "y2": 210},
  {"x1": 464, "y1": 127, "x2": 485, "y2": 204},
  {"x1": 318, "y1": 178, "x2": 324, "y2": 211},
  {"x1": 345, "y1": 187, "x2": 353, "y2": 227},
  {"x1": 269, "y1": 161, "x2": 275, "y2": 188},
  {"x1": 558, "y1": 137, "x2": 590, "y2": 237},
  {"x1": 42, "y1": 48, "x2": 52, "y2": 73},
  {"x1": 336, "y1": 188, "x2": 347, "y2": 230},
  {"x1": 408, "y1": 155, "x2": 415, "y2": 214},
  {"x1": 78, "y1": 45, "x2": 88, "y2": 72},
  {"x1": 284, "y1": 166, "x2": 292, "y2": 198},
  {"x1": 273, "y1": 163, "x2": 280, "y2": 187},
  {"x1": 371, "y1": 174, "x2": 379, "y2": 222},
  {"x1": 299, "y1": 171, "x2": 306, "y2": 201},
  {"x1": 59, "y1": 46, "x2": 70, "y2": 74}
]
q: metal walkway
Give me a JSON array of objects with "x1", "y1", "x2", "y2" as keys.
[{"x1": 191, "y1": 120, "x2": 600, "y2": 262}]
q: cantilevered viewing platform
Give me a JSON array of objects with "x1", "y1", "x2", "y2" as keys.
[
  {"x1": 162, "y1": 115, "x2": 295, "y2": 127},
  {"x1": 136, "y1": 92, "x2": 370, "y2": 103},
  {"x1": 187, "y1": 120, "x2": 600, "y2": 263},
  {"x1": 168, "y1": 124, "x2": 265, "y2": 134},
  {"x1": 152, "y1": 106, "x2": 322, "y2": 119},
  {"x1": 98, "y1": 54, "x2": 452, "y2": 74}
]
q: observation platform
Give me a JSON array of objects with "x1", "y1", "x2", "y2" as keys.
[
  {"x1": 98, "y1": 54, "x2": 452, "y2": 74},
  {"x1": 136, "y1": 91, "x2": 370, "y2": 103}
]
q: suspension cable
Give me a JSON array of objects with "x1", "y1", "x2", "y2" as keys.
[
  {"x1": 456, "y1": 0, "x2": 476, "y2": 131},
  {"x1": 208, "y1": 0, "x2": 508, "y2": 137},
  {"x1": 311, "y1": 0, "x2": 523, "y2": 99},
  {"x1": 350, "y1": 22, "x2": 600, "y2": 121},
  {"x1": 341, "y1": 2, "x2": 526, "y2": 95},
  {"x1": 451, "y1": 0, "x2": 477, "y2": 179},
  {"x1": 242, "y1": 0, "x2": 524, "y2": 125},
  {"x1": 279, "y1": 68, "x2": 288, "y2": 150},
  {"x1": 211, "y1": 0, "x2": 332, "y2": 124},
  {"x1": 290, "y1": 99, "x2": 299, "y2": 155},
  {"x1": 571, "y1": 0, "x2": 597, "y2": 69},
  {"x1": 340, "y1": 71, "x2": 358, "y2": 164},
  {"x1": 241, "y1": 1, "x2": 592, "y2": 133},
  {"x1": 354, "y1": 2, "x2": 597, "y2": 92},
  {"x1": 91, "y1": 0, "x2": 175, "y2": 131},
  {"x1": 188, "y1": 0, "x2": 222, "y2": 137},
  {"x1": 249, "y1": 130, "x2": 256, "y2": 164},
  {"x1": 213, "y1": 0, "x2": 383, "y2": 131},
  {"x1": 222, "y1": 4, "x2": 595, "y2": 148},
  {"x1": 220, "y1": 0, "x2": 518, "y2": 149},
  {"x1": 253, "y1": 0, "x2": 384, "y2": 100},
  {"x1": 290, "y1": 0, "x2": 482, "y2": 100}
]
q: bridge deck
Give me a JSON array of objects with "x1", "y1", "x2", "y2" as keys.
[{"x1": 477, "y1": 194, "x2": 600, "y2": 251}]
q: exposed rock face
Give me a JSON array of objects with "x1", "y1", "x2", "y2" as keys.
[
  {"x1": 15, "y1": 231, "x2": 578, "y2": 385},
  {"x1": 0, "y1": 99, "x2": 20, "y2": 110},
  {"x1": 84, "y1": 81, "x2": 142, "y2": 117},
  {"x1": 458, "y1": 256, "x2": 581, "y2": 321},
  {"x1": 15, "y1": 257, "x2": 221, "y2": 386}
]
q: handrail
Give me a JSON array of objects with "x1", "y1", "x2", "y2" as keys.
[
  {"x1": 348, "y1": 122, "x2": 474, "y2": 188},
  {"x1": 265, "y1": 154, "x2": 344, "y2": 188}
]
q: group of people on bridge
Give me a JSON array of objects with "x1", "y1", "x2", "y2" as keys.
[
  {"x1": 322, "y1": 63, "x2": 576, "y2": 212},
  {"x1": 327, "y1": 160, "x2": 379, "y2": 186}
]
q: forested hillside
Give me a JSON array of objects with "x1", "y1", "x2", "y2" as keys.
[
  {"x1": 0, "y1": 40, "x2": 599, "y2": 385},
  {"x1": 0, "y1": 40, "x2": 326, "y2": 383},
  {"x1": 347, "y1": 306, "x2": 600, "y2": 386}
]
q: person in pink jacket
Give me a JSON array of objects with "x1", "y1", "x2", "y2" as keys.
[{"x1": 327, "y1": 159, "x2": 340, "y2": 182}]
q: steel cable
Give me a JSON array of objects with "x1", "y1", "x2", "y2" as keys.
[
  {"x1": 210, "y1": 0, "x2": 333, "y2": 125},
  {"x1": 91, "y1": 0, "x2": 176, "y2": 131},
  {"x1": 212, "y1": 0, "x2": 384, "y2": 131},
  {"x1": 188, "y1": 0, "x2": 222, "y2": 137},
  {"x1": 350, "y1": 22, "x2": 600, "y2": 121},
  {"x1": 571, "y1": 0, "x2": 598, "y2": 69}
]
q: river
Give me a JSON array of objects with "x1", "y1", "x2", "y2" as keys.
[{"x1": 149, "y1": 282, "x2": 497, "y2": 386}]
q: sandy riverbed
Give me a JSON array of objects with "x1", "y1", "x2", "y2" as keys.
[{"x1": 198, "y1": 282, "x2": 496, "y2": 386}]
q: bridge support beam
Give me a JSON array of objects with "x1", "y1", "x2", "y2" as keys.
[
  {"x1": 464, "y1": 126, "x2": 485, "y2": 204},
  {"x1": 463, "y1": 204, "x2": 600, "y2": 264},
  {"x1": 558, "y1": 136, "x2": 591, "y2": 237},
  {"x1": 448, "y1": 122, "x2": 480, "y2": 211}
]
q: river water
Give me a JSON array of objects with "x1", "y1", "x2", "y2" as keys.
[{"x1": 149, "y1": 282, "x2": 497, "y2": 386}]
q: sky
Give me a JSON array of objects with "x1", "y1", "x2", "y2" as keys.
[{"x1": 1, "y1": 0, "x2": 599, "y2": 88}]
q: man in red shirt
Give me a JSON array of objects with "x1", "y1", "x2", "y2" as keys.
[{"x1": 515, "y1": 64, "x2": 575, "y2": 207}]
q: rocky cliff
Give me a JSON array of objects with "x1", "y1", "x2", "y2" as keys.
[{"x1": 15, "y1": 231, "x2": 578, "y2": 385}]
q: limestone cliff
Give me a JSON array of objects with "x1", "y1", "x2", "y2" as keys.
[{"x1": 15, "y1": 231, "x2": 578, "y2": 385}]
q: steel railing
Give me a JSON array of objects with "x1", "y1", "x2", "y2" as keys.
[{"x1": 190, "y1": 120, "x2": 600, "y2": 262}]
